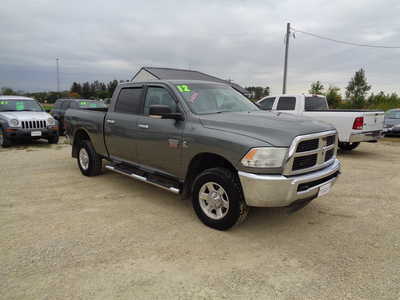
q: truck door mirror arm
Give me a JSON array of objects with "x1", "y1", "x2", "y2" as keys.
[{"x1": 149, "y1": 105, "x2": 184, "y2": 121}]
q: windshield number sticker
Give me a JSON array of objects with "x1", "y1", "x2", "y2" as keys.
[
  {"x1": 16, "y1": 102, "x2": 25, "y2": 110},
  {"x1": 177, "y1": 85, "x2": 191, "y2": 92},
  {"x1": 80, "y1": 101, "x2": 87, "y2": 106},
  {"x1": 0, "y1": 101, "x2": 8, "y2": 105}
]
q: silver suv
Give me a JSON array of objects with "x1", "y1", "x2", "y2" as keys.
[{"x1": 0, "y1": 96, "x2": 59, "y2": 147}]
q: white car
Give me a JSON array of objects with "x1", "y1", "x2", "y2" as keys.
[
  {"x1": 257, "y1": 94, "x2": 384, "y2": 151},
  {"x1": 0, "y1": 96, "x2": 59, "y2": 147}
]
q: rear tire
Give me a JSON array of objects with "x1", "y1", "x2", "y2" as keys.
[
  {"x1": 192, "y1": 167, "x2": 249, "y2": 230},
  {"x1": 338, "y1": 142, "x2": 360, "y2": 151},
  {"x1": 77, "y1": 140, "x2": 102, "y2": 176},
  {"x1": 0, "y1": 127, "x2": 11, "y2": 148}
]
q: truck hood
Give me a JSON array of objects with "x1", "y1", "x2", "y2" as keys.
[
  {"x1": 0, "y1": 111, "x2": 52, "y2": 121},
  {"x1": 199, "y1": 111, "x2": 335, "y2": 147}
]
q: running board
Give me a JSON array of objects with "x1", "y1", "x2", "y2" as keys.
[{"x1": 105, "y1": 164, "x2": 180, "y2": 194}]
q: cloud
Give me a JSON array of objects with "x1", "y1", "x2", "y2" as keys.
[{"x1": 1, "y1": 0, "x2": 400, "y2": 95}]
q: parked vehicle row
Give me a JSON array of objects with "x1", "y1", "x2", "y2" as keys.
[
  {"x1": 50, "y1": 99, "x2": 107, "y2": 135},
  {"x1": 65, "y1": 80, "x2": 341, "y2": 230},
  {"x1": 0, "y1": 96, "x2": 59, "y2": 147},
  {"x1": 383, "y1": 109, "x2": 400, "y2": 136},
  {"x1": 257, "y1": 94, "x2": 384, "y2": 151}
]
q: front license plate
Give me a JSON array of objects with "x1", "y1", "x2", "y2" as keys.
[
  {"x1": 31, "y1": 131, "x2": 42, "y2": 137},
  {"x1": 318, "y1": 182, "x2": 331, "y2": 197}
]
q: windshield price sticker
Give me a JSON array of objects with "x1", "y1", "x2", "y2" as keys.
[
  {"x1": 0, "y1": 101, "x2": 8, "y2": 105},
  {"x1": 177, "y1": 85, "x2": 191, "y2": 92},
  {"x1": 16, "y1": 102, "x2": 25, "y2": 110},
  {"x1": 80, "y1": 101, "x2": 88, "y2": 106}
]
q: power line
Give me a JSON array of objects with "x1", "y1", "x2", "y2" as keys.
[{"x1": 291, "y1": 27, "x2": 400, "y2": 49}]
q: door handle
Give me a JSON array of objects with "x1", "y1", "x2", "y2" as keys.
[
  {"x1": 138, "y1": 124, "x2": 149, "y2": 129},
  {"x1": 106, "y1": 119, "x2": 116, "y2": 124}
]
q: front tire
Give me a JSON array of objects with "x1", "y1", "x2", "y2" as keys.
[
  {"x1": 77, "y1": 140, "x2": 102, "y2": 176},
  {"x1": 0, "y1": 127, "x2": 12, "y2": 148},
  {"x1": 192, "y1": 167, "x2": 249, "y2": 230},
  {"x1": 338, "y1": 142, "x2": 360, "y2": 151},
  {"x1": 48, "y1": 135, "x2": 59, "y2": 144}
]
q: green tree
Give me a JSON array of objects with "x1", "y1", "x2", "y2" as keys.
[
  {"x1": 309, "y1": 81, "x2": 324, "y2": 95},
  {"x1": 325, "y1": 85, "x2": 342, "y2": 108},
  {"x1": 345, "y1": 68, "x2": 371, "y2": 108},
  {"x1": 1, "y1": 87, "x2": 17, "y2": 95},
  {"x1": 263, "y1": 86, "x2": 270, "y2": 97}
]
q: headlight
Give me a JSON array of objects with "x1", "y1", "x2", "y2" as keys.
[
  {"x1": 47, "y1": 118, "x2": 56, "y2": 126},
  {"x1": 9, "y1": 119, "x2": 19, "y2": 127},
  {"x1": 241, "y1": 147, "x2": 288, "y2": 168}
]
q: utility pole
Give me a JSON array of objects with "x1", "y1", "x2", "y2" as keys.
[
  {"x1": 56, "y1": 58, "x2": 60, "y2": 93},
  {"x1": 282, "y1": 22, "x2": 290, "y2": 94}
]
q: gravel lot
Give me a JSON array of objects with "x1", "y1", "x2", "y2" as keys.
[{"x1": 1, "y1": 138, "x2": 399, "y2": 299}]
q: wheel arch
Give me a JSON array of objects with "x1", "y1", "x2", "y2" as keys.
[
  {"x1": 182, "y1": 152, "x2": 237, "y2": 199},
  {"x1": 72, "y1": 128, "x2": 91, "y2": 158}
]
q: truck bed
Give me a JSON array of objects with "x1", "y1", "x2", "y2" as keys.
[{"x1": 65, "y1": 108, "x2": 109, "y2": 157}]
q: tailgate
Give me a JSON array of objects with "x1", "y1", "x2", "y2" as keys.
[{"x1": 363, "y1": 112, "x2": 384, "y2": 131}]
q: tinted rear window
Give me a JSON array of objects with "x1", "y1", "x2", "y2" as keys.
[
  {"x1": 115, "y1": 87, "x2": 144, "y2": 114},
  {"x1": 277, "y1": 97, "x2": 296, "y2": 110},
  {"x1": 305, "y1": 96, "x2": 328, "y2": 111}
]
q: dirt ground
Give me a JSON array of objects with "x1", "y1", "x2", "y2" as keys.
[{"x1": 0, "y1": 137, "x2": 399, "y2": 299}]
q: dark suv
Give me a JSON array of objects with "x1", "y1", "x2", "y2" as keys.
[{"x1": 50, "y1": 99, "x2": 107, "y2": 134}]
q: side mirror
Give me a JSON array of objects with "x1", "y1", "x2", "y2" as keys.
[{"x1": 149, "y1": 105, "x2": 183, "y2": 120}]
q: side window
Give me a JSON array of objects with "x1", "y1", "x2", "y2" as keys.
[
  {"x1": 277, "y1": 97, "x2": 296, "y2": 110},
  {"x1": 259, "y1": 97, "x2": 275, "y2": 110},
  {"x1": 115, "y1": 87, "x2": 144, "y2": 114},
  {"x1": 54, "y1": 100, "x2": 62, "y2": 109},
  {"x1": 61, "y1": 101, "x2": 71, "y2": 110},
  {"x1": 144, "y1": 86, "x2": 177, "y2": 115}
]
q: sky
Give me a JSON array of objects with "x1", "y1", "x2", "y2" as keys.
[{"x1": 1, "y1": 0, "x2": 400, "y2": 95}]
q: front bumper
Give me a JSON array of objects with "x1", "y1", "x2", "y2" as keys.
[
  {"x1": 349, "y1": 130, "x2": 382, "y2": 143},
  {"x1": 5, "y1": 127, "x2": 58, "y2": 140},
  {"x1": 238, "y1": 159, "x2": 341, "y2": 207}
]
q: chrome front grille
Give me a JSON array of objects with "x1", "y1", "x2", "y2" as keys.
[
  {"x1": 21, "y1": 120, "x2": 47, "y2": 129},
  {"x1": 283, "y1": 130, "x2": 338, "y2": 176}
]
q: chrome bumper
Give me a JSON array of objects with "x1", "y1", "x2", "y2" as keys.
[
  {"x1": 349, "y1": 130, "x2": 382, "y2": 143},
  {"x1": 238, "y1": 159, "x2": 341, "y2": 207}
]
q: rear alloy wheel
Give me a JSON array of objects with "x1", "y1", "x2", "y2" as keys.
[
  {"x1": 192, "y1": 167, "x2": 249, "y2": 230},
  {"x1": 0, "y1": 127, "x2": 11, "y2": 148},
  {"x1": 338, "y1": 142, "x2": 360, "y2": 151},
  {"x1": 77, "y1": 140, "x2": 102, "y2": 176}
]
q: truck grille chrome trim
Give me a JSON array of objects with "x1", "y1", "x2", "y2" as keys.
[
  {"x1": 283, "y1": 130, "x2": 338, "y2": 176},
  {"x1": 21, "y1": 120, "x2": 47, "y2": 129}
]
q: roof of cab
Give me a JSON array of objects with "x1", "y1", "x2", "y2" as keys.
[{"x1": 0, "y1": 95, "x2": 35, "y2": 100}]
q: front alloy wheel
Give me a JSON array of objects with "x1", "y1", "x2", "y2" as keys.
[
  {"x1": 198, "y1": 182, "x2": 230, "y2": 220},
  {"x1": 192, "y1": 167, "x2": 249, "y2": 230}
]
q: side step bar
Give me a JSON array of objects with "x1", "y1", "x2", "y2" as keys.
[{"x1": 105, "y1": 165, "x2": 180, "y2": 194}]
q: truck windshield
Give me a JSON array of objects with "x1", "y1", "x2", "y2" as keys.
[
  {"x1": 0, "y1": 99, "x2": 43, "y2": 112},
  {"x1": 175, "y1": 83, "x2": 258, "y2": 114},
  {"x1": 304, "y1": 96, "x2": 329, "y2": 111},
  {"x1": 78, "y1": 101, "x2": 107, "y2": 108}
]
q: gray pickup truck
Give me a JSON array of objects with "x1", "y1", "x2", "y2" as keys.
[{"x1": 65, "y1": 80, "x2": 341, "y2": 230}]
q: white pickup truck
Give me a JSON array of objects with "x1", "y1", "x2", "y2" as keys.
[{"x1": 257, "y1": 94, "x2": 384, "y2": 151}]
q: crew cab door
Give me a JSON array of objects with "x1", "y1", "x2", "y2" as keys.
[
  {"x1": 136, "y1": 85, "x2": 184, "y2": 177},
  {"x1": 273, "y1": 96, "x2": 299, "y2": 115},
  {"x1": 104, "y1": 86, "x2": 144, "y2": 163}
]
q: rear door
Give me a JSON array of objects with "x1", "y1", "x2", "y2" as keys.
[
  {"x1": 274, "y1": 96, "x2": 297, "y2": 114},
  {"x1": 104, "y1": 86, "x2": 144, "y2": 163},
  {"x1": 136, "y1": 84, "x2": 185, "y2": 176}
]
